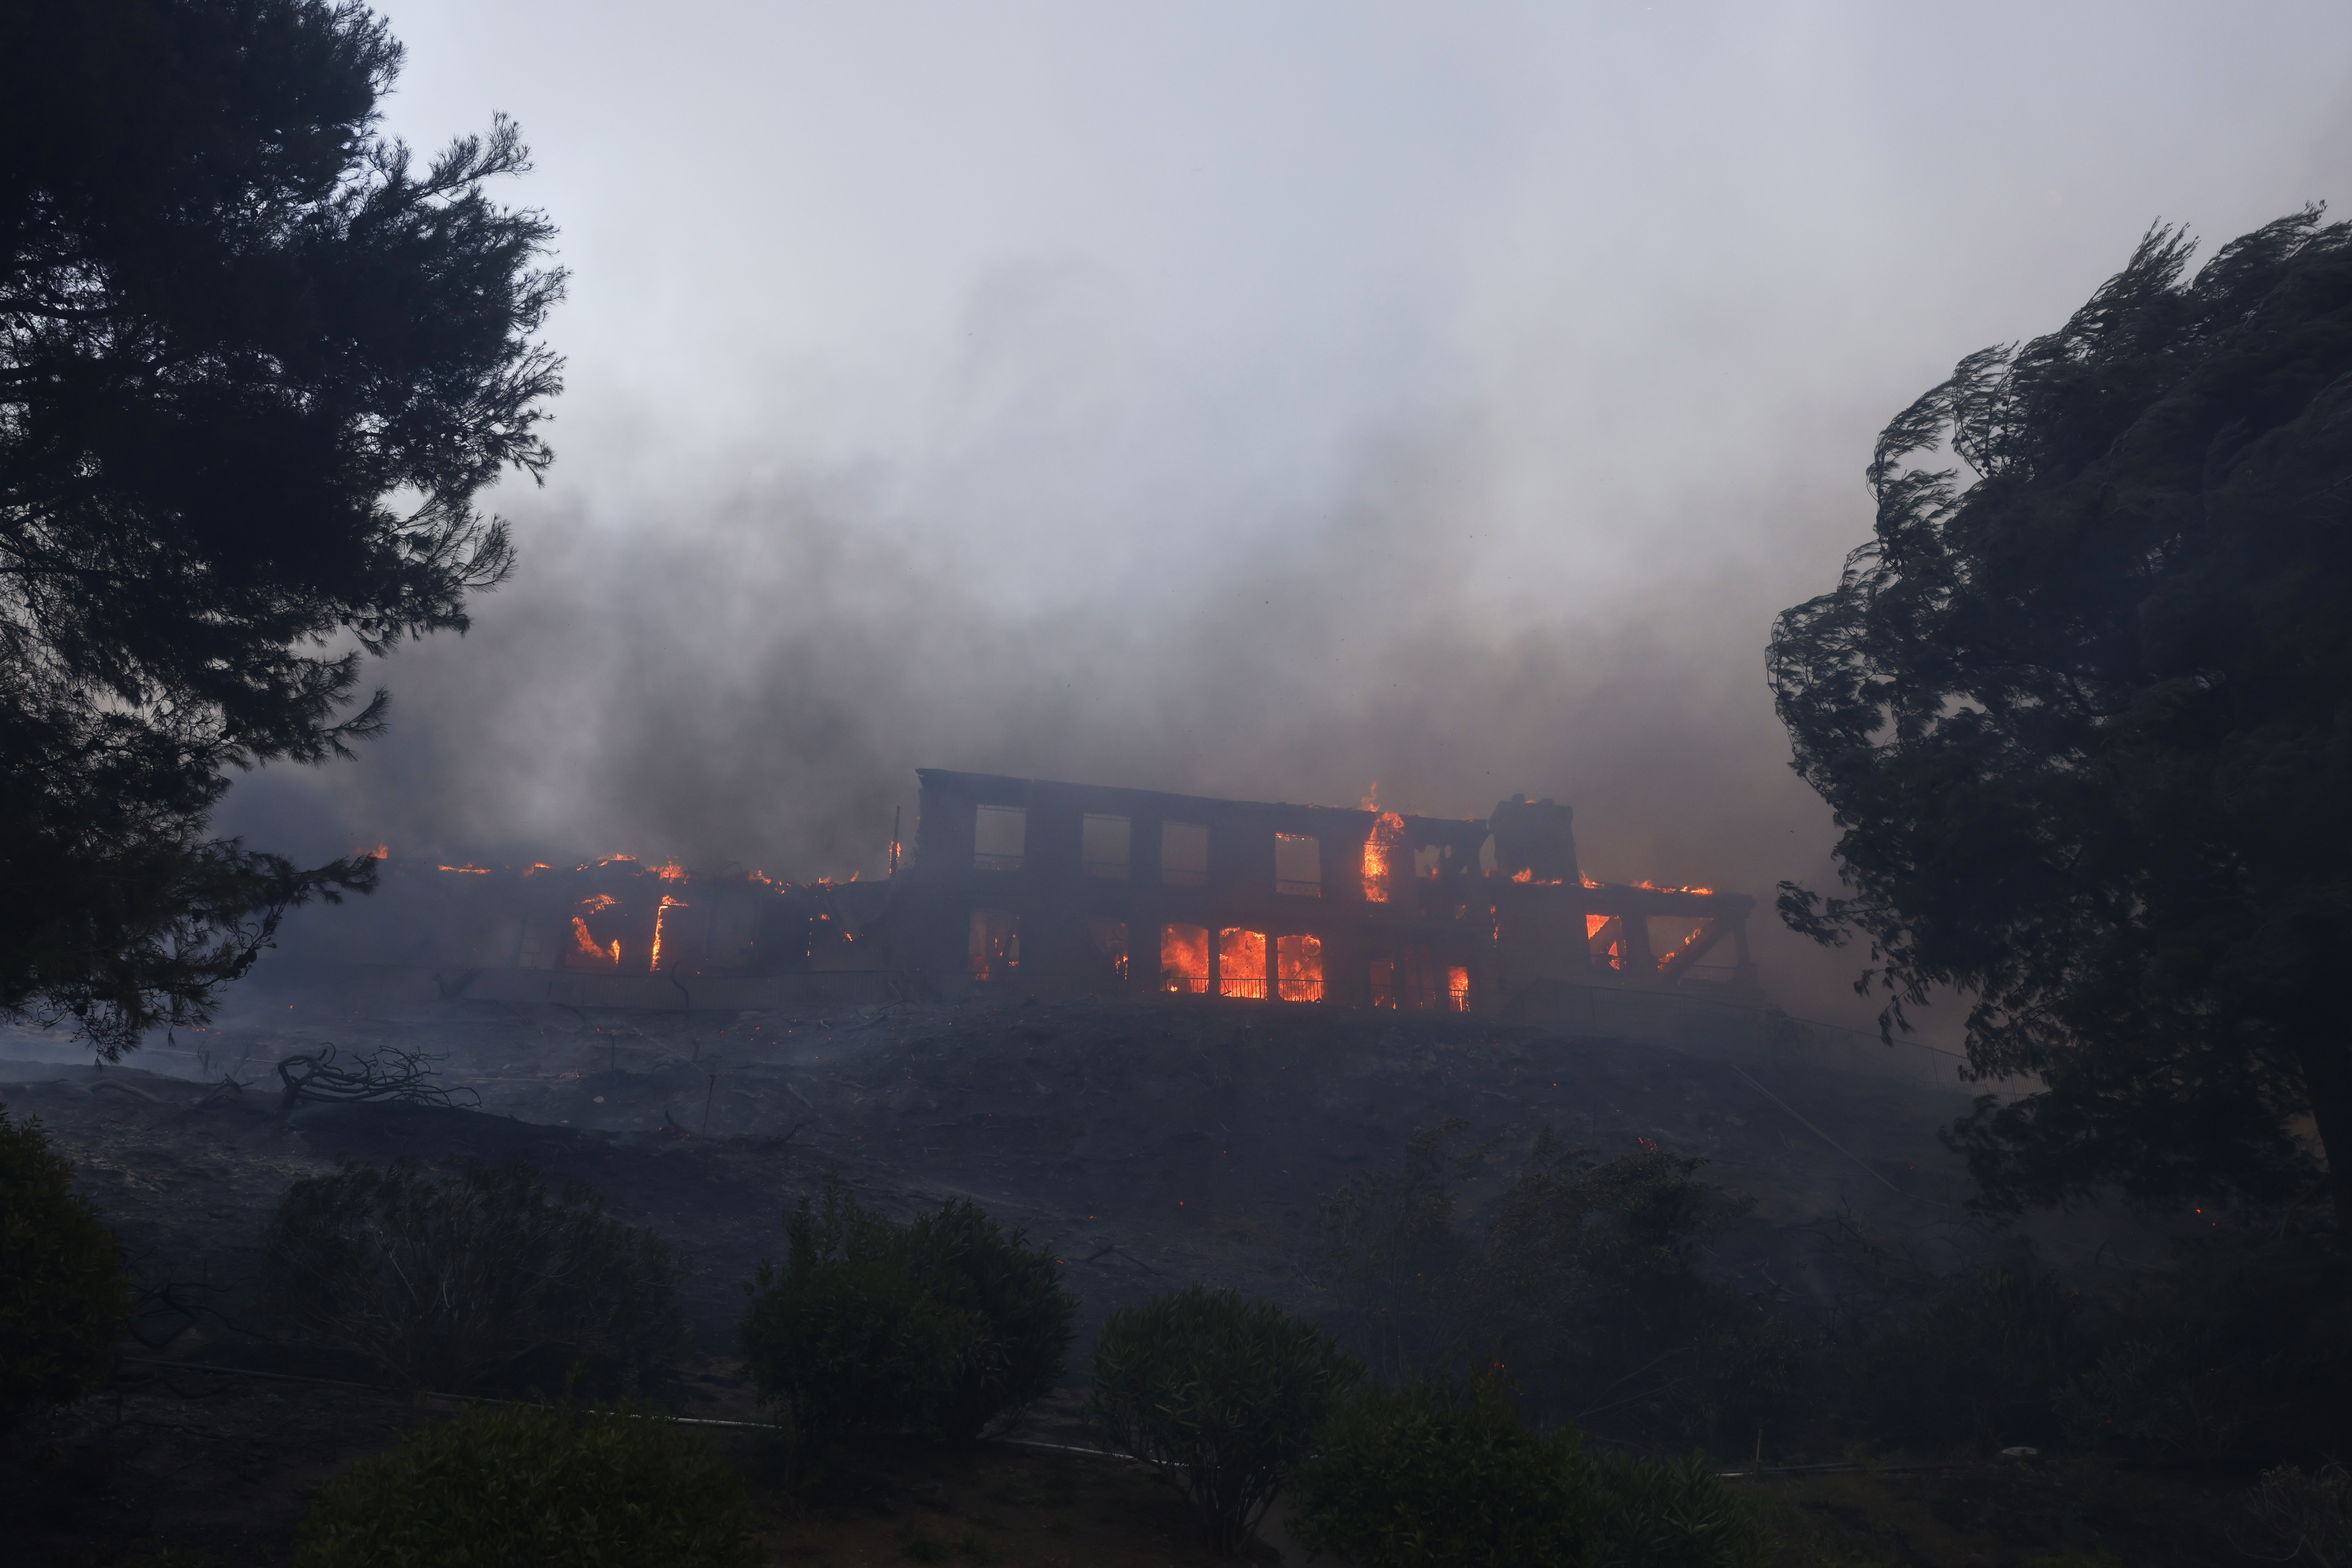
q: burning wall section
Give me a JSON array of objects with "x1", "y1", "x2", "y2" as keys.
[
  {"x1": 890, "y1": 769, "x2": 1759, "y2": 1018},
  {"x1": 297, "y1": 770, "x2": 1757, "y2": 1021}
]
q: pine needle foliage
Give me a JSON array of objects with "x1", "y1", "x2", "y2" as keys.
[{"x1": 0, "y1": 0, "x2": 564, "y2": 1055}]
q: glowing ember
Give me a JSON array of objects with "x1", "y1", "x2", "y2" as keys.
[
  {"x1": 968, "y1": 910, "x2": 1019, "y2": 981},
  {"x1": 1277, "y1": 933, "x2": 1324, "y2": 1002},
  {"x1": 650, "y1": 894, "x2": 688, "y2": 971},
  {"x1": 1219, "y1": 929, "x2": 1268, "y2": 999},
  {"x1": 436, "y1": 863, "x2": 489, "y2": 875},
  {"x1": 1161, "y1": 924, "x2": 1210, "y2": 993},
  {"x1": 1512, "y1": 868, "x2": 1533, "y2": 883}
]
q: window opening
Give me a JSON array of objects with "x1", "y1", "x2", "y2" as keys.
[
  {"x1": 969, "y1": 910, "x2": 1019, "y2": 981},
  {"x1": 567, "y1": 893, "x2": 623, "y2": 971},
  {"x1": 1161, "y1": 923, "x2": 1210, "y2": 992},
  {"x1": 1370, "y1": 946, "x2": 1458, "y2": 1010},
  {"x1": 1414, "y1": 844, "x2": 1446, "y2": 879},
  {"x1": 1586, "y1": 913, "x2": 1624, "y2": 973},
  {"x1": 1277, "y1": 933, "x2": 1324, "y2": 1002},
  {"x1": 974, "y1": 804, "x2": 1026, "y2": 871},
  {"x1": 1362, "y1": 812, "x2": 1406, "y2": 901},
  {"x1": 1219, "y1": 928, "x2": 1268, "y2": 999},
  {"x1": 1162, "y1": 821, "x2": 1209, "y2": 887},
  {"x1": 1089, "y1": 916, "x2": 1130, "y2": 983},
  {"x1": 1648, "y1": 916, "x2": 1708, "y2": 975},
  {"x1": 1083, "y1": 814, "x2": 1132, "y2": 880},
  {"x1": 1275, "y1": 833, "x2": 1322, "y2": 896}
]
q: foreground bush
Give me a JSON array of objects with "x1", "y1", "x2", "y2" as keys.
[
  {"x1": 1088, "y1": 1284, "x2": 1361, "y2": 1555},
  {"x1": 2055, "y1": 1234, "x2": 2352, "y2": 1467},
  {"x1": 296, "y1": 1401, "x2": 759, "y2": 1568},
  {"x1": 1290, "y1": 1373, "x2": 1589, "y2": 1568},
  {"x1": 1580, "y1": 1449, "x2": 1773, "y2": 1568},
  {"x1": 0, "y1": 1104, "x2": 133, "y2": 1430},
  {"x1": 261, "y1": 1159, "x2": 688, "y2": 1393},
  {"x1": 739, "y1": 1174, "x2": 963, "y2": 1458},
  {"x1": 909, "y1": 1197, "x2": 1078, "y2": 1441},
  {"x1": 1850, "y1": 1267, "x2": 2088, "y2": 1453}
]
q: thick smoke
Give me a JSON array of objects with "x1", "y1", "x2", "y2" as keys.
[
  {"x1": 220, "y1": 397, "x2": 1883, "y2": 1023},
  {"x1": 212, "y1": 0, "x2": 2352, "y2": 1033}
]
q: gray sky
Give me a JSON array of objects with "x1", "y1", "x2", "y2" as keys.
[{"x1": 224, "y1": 0, "x2": 2352, "y2": 1025}]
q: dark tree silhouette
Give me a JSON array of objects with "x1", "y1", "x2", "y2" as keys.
[
  {"x1": 1770, "y1": 209, "x2": 2352, "y2": 1235},
  {"x1": 0, "y1": 0, "x2": 563, "y2": 1056}
]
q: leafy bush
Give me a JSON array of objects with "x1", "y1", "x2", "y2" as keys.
[
  {"x1": 2055, "y1": 1235, "x2": 2351, "y2": 1467},
  {"x1": 261, "y1": 1159, "x2": 688, "y2": 1394},
  {"x1": 1087, "y1": 1284, "x2": 1362, "y2": 1555},
  {"x1": 1320, "y1": 1124, "x2": 1800, "y2": 1444},
  {"x1": 1579, "y1": 1449, "x2": 1773, "y2": 1568},
  {"x1": 0, "y1": 1103, "x2": 133, "y2": 1429},
  {"x1": 738, "y1": 1175, "x2": 1076, "y2": 1459},
  {"x1": 908, "y1": 1197, "x2": 1077, "y2": 1441},
  {"x1": 1290, "y1": 1373, "x2": 1590, "y2": 1568},
  {"x1": 1849, "y1": 1268, "x2": 2089, "y2": 1453},
  {"x1": 295, "y1": 1400, "x2": 760, "y2": 1568},
  {"x1": 739, "y1": 1173, "x2": 964, "y2": 1458}
]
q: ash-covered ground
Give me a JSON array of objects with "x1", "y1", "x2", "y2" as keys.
[{"x1": 1, "y1": 979, "x2": 2159, "y2": 1386}]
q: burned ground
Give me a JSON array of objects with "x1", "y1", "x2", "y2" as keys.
[
  {"x1": 0, "y1": 990, "x2": 2198, "y2": 1564},
  {"x1": 2, "y1": 990, "x2": 2139, "y2": 1365}
]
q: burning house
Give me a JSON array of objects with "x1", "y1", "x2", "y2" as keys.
[
  {"x1": 881, "y1": 769, "x2": 1760, "y2": 1017},
  {"x1": 301, "y1": 768, "x2": 1760, "y2": 1026}
]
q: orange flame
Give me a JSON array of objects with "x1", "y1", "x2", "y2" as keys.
[
  {"x1": 437, "y1": 863, "x2": 489, "y2": 875},
  {"x1": 1361, "y1": 792, "x2": 1406, "y2": 903},
  {"x1": 571, "y1": 917, "x2": 620, "y2": 968},
  {"x1": 650, "y1": 894, "x2": 688, "y2": 971},
  {"x1": 653, "y1": 859, "x2": 687, "y2": 881},
  {"x1": 1277, "y1": 933, "x2": 1324, "y2": 1002},
  {"x1": 363, "y1": 844, "x2": 389, "y2": 860},
  {"x1": 1511, "y1": 868, "x2": 1533, "y2": 883},
  {"x1": 1219, "y1": 929, "x2": 1268, "y2": 999},
  {"x1": 1161, "y1": 924, "x2": 1210, "y2": 994}
]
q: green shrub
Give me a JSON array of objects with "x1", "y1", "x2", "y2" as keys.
[
  {"x1": 260, "y1": 1159, "x2": 688, "y2": 1394},
  {"x1": 739, "y1": 1173, "x2": 960, "y2": 1457},
  {"x1": 1579, "y1": 1449, "x2": 1772, "y2": 1568},
  {"x1": 738, "y1": 1177, "x2": 1079, "y2": 1458},
  {"x1": 1850, "y1": 1268, "x2": 2089, "y2": 1453},
  {"x1": 1320, "y1": 1127, "x2": 1800, "y2": 1444},
  {"x1": 295, "y1": 1400, "x2": 760, "y2": 1568},
  {"x1": 2054, "y1": 1235, "x2": 2351, "y2": 1467},
  {"x1": 1086, "y1": 1284, "x2": 1362, "y2": 1556},
  {"x1": 908, "y1": 1197, "x2": 1077, "y2": 1442},
  {"x1": 1290, "y1": 1373, "x2": 1589, "y2": 1568},
  {"x1": 0, "y1": 1103, "x2": 134, "y2": 1430}
]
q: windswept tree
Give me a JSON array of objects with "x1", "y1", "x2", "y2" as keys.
[
  {"x1": 0, "y1": 0, "x2": 563, "y2": 1055},
  {"x1": 1770, "y1": 209, "x2": 2352, "y2": 1234}
]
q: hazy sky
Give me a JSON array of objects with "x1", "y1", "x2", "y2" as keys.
[{"x1": 225, "y1": 0, "x2": 2352, "y2": 1024}]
